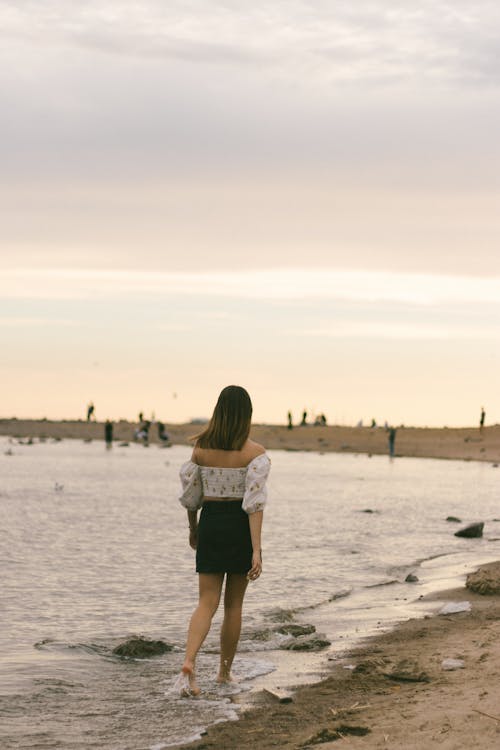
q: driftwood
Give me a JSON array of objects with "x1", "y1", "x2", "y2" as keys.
[{"x1": 472, "y1": 708, "x2": 500, "y2": 722}]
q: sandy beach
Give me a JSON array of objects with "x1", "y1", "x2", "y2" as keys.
[
  {"x1": 168, "y1": 563, "x2": 500, "y2": 750},
  {"x1": 1, "y1": 419, "x2": 499, "y2": 463}
]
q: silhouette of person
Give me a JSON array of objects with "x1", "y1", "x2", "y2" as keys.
[
  {"x1": 287, "y1": 411, "x2": 293, "y2": 430},
  {"x1": 87, "y1": 402, "x2": 95, "y2": 421},
  {"x1": 158, "y1": 421, "x2": 170, "y2": 443},
  {"x1": 104, "y1": 420, "x2": 113, "y2": 449},
  {"x1": 480, "y1": 407, "x2": 485, "y2": 433},
  {"x1": 142, "y1": 420, "x2": 151, "y2": 446},
  {"x1": 320, "y1": 413, "x2": 327, "y2": 426},
  {"x1": 388, "y1": 426, "x2": 397, "y2": 457},
  {"x1": 301, "y1": 410, "x2": 308, "y2": 426},
  {"x1": 138, "y1": 411, "x2": 144, "y2": 422}
]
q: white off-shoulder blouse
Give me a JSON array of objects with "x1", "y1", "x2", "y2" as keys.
[{"x1": 179, "y1": 453, "x2": 271, "y2": 515}]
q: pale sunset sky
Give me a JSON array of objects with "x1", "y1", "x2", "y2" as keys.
[{"x1": 1, "y1": 1, "x2": 499, "y2": 427}]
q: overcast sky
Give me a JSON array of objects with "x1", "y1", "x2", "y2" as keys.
[{"x1": 1, "y1": 1, "x2": 499, "y2": 425}]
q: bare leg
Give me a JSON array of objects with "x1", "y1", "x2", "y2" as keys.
[
  {"x1": 217, "y1": 574, "x2": 248, "y2": 683},
  {"x1": 181, "y1": 573, "x2": 224, "y2": 694}
]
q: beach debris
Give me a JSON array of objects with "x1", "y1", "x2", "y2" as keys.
[
  {"x1": 330, "y1": 702, "x2": 371, "y2": 716},
  {"x1": 353, "y1": 658, "x2": 387, "y2": 675},
  {"x1": 446, "y1": 516, "x2": 462, "y2": 523},
  {"x1": 263, "y1": 687, "x2": 294, "y2": 703},
  {"x1": 118, "y1": 441, "x2": 129, "y2": 447},
  {"x1": 112, "y1": 636, "x2": 173, "y2": 658},
  {"x1": 337, "y1": 725, "x2": 371, "y2": 737},
  {"x1": 454, "y1": 522, "x2": 484, "y2": 538},
  {"x1": 301, "y1": 725, "x2": 371, "y2": 746},
  {"x1": 276, "y1": 623, "x2": 316, "y2": 637},
  {"x1": 54, "y1": 483, "x2": 64, "y2": 491},
  {"x1": 281, "y1": 635, "x2": 331, "y2": 651},
  {"x1": 441, "y1": 658, "x2": 465, "y2": 670},
  {"x1": 4, "y1": 449, "x2": 14, "y2": 456},
  {"x1": 405, "y1": 573, "x2": 419, "y2": 583},
  {"x1": 360, "y1": 508, "x2": 378, "y2": 513},
  {"x1": 466, "y1": 561, "x2": 500, "y2": 595},
  {"x1": 438, "y1": 601, "x2": 471, "y2": 615},
  {"x1": 472, "y1": 708, "x2": 500, "y2": 722},
  {"x1": 383, "y1": 659, "x2": 430, "y2": 683}
]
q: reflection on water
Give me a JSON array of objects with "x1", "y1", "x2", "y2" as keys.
[{"x1": 1, "y1": 438, "x2": 499, "y2": 748}]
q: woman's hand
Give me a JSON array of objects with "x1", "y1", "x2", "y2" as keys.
[
  {"x1": 247, "y1": 550, "x2": 262, "y2": 581},
  {"x1": 189, "y1": 528, "x2": 198, "y2": 550}
]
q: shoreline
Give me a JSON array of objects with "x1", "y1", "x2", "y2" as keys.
[
  {"x1": 168, "y1": 562, "x2": 500, "y2": 750},
  {"x1": 1, "y1": 419, "x2": 500, "y2": 463}
]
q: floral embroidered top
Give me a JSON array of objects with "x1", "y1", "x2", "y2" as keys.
[{"x1": 179, "y1": 453, "x2": 271, "y2": 515}]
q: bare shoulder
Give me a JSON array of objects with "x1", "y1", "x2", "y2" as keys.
[
  {"x1": 246, "y1": 439, "x2": 266, "y2": 459},
  {"x1": 191, "y1": 445, "x2": 202, "y2": 464}
]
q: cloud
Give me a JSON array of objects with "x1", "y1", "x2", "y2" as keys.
[
  {"x1": 3, "y1": 1, "x2": 500, "y2": 86},
  {"x1": 0, "y1": 316, "x2": 79, "y2": 327},
  {"x1": 2, "y1": 2, "x2": 500, "y2": 282},
  {"x1": 297, "y1": 321, "x2": 500, "y2": 341},
  {"x1": 2, "y1": 268, "x2": 500, "y2": 307},
  {"x1": 69, "y1": 30, "x2": 268, "y2": 66}
]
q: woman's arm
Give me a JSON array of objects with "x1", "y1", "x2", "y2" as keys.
[
  {"x1": 187, "y1": 509, "x2": 198, "y2": 550},
  {"x1": 247, "y1": 510, "x2": 263, "y2": 580}
]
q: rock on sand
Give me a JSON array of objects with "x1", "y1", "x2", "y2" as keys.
[{"x1": 466, "y1": 561, "x2": 500, "y2": 595}]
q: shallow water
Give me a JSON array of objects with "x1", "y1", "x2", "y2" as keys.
[{"x1": 1, "y1": 437, "x2": 499, "y2": 748}]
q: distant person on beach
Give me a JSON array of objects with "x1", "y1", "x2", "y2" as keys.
[
  {"x1": 301, "y1": 410, "x2": 308, "y2": 426},
  {"x1": 388, "y1": 426, "x2": 397, "y2": 457},
  {"x1": 287, "y1": 411, "x2": 293, "y2": 430},
  {"x1": 134, "y1": 420, "x2": 150, "y2": 445},
  {"x1": 175, "y1": 385, "x2": 270, "y2": 697},
  {"x1": 480, "y1": 407, "x2": 485, "y2": 433},
  {"x1": 157, "y1": 421, "x2": 170, "y2": 443},
  {"x1": 104, "y1": 420, "x2": 113, "y2": 449},
  {"x1": 138, "y1": 411, "x2": 143, "y2": 423},
  {"x1": 86, "y1": 402, "x2": 95, "y2": 421}
]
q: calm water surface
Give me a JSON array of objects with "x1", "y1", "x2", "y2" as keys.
[{"x1": 1, "y1": 437, "x2": 499, "y2": 748}]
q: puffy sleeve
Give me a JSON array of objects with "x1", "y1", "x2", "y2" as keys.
[
  {"x1": 179, "y1": 461, "x2": 203, "y2": 510},
  {"x1": 242, "y1": 453, "x2": 271, "y2": 514}
]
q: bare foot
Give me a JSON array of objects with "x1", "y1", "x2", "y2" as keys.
[
  {"x1": 217, "y1": 657, "x2": 236, "y2": 684},
  {"x1": 216, "y1": 670, "x2": 237, "y2": 684},
  {"x1": 179, "y1": 664, "x2": 200, "y2": 696}
]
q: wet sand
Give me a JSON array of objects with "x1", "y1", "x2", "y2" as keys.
[
  {"x1": 1, "y1": 419, "x2": 499, "y2": 463},
  {"x1": 169, "y1": 563, "x2": 500, "y2": 750}
]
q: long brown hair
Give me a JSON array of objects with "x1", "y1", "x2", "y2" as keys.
[{"x1": 194, "y1": 385, "x2": 252, "y2": 450}]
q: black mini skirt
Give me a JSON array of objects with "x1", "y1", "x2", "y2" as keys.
[{"x1": 196, "y1": 500, "x2": 253, "y2": 575}]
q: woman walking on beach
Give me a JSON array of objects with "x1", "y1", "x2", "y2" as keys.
[{"x1": 176, "y1": 385, "x2": 270, "y2": 696}]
